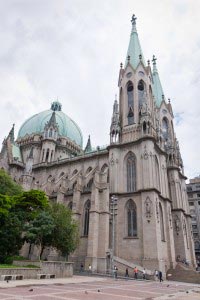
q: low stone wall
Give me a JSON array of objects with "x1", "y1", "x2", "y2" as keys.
[
  {"x1": 0, "y1": 268, "x2": 41, "y2": 279},
  {"x1": 13, "y1": 260, "x2": 41, "y2": 267},
  {"x1": 42, "y1": 261, "x2": 73, "y2": 278},
  {"x1": 0, "y1": 261, "x2": 73, "y2": 280}
]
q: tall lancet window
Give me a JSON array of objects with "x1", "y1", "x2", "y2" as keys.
[
  {"x1": 126, "y1": 199, "x2": 137, "y2": 237},
  {"x1": 138, "y1": 80, "x2": 145, "y2": 109},
  {"x1": 127, "y1": 81, "x2": 134, "y2": 125},
  {"x1": 159, "y1": 203, "x2": 165, "y2": 241},
  {"x1": 162, "y1": 118, "x2": 169, "y2": 141},
  {"x1": 127, "y1": 153, "x2": 136, "y2": 192},
  {"x1": 83, "y1": 200, "x2": 91, "y2": 236}
]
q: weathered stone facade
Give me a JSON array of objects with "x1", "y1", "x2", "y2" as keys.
[{"x1": 0, "y1": 15, "x2": 195, "y2": 275}]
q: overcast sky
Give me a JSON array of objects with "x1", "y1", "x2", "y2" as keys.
[{"x1": 0, "y1": 0, "x2": 200, "y2": 180}]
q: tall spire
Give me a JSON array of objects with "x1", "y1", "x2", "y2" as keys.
[
  {"x1": 8, "y1": 124, "x2": 15, "y2": 144},
  {"x1": 125, "y1": 14, "x2": 145, "y2": 69},
  {"x1": 85, "y1": 135, "x2": 92, "y2": 153},
  {"x1": 48, "y1": 111, "x2": 57, "y2": 127},
  {"x1": 152, "y1": 55, "x2": 165, "y2": 107}
]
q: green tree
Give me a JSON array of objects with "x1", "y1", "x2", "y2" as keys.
[
  {"x1": 51, "y1": 203, "x2": 79, "y2": 258},
  {"x1": 0, "y1": 212, "x2": 24, "y2": 263},
  {"x1": 13, "y1": 190, "x2": 49, "y2": 221},
  {"x1": 23, "y1": 210, "x2": 55, "y2": 260},
  {"x1": 0, "y1": 169, "x2": 22, "y2": 196}
]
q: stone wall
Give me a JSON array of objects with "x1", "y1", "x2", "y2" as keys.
[{"x1": 0, "y1": 261, "x2": 73, "y2": 279}]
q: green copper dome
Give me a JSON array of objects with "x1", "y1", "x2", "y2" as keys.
[{"x1": 18, "y1": 101, "x2": 83, "y2": 147}]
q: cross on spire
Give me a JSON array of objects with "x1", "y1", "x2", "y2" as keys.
[
  {"x1": 131, "y1": 14, "x2": 137, "y2": 25},
  {"x1": 152, "y1": 55, "x2": 157, "y2": 65}
]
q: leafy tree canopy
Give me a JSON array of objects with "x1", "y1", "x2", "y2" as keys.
[
  {"x1": 0, "y1": 169, "x2": 22, "y2": 196},
  {"x1": 13, "y1": 190, "x2": 49, "y2": 220},
  {"x1": 50, "y1": 203, "x2": 79, "y2": 257}
]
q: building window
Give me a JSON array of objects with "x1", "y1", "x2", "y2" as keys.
[
  {"x1": 159, "y1": 203, "x2": 165, "y2": 241},
  {"x1": 189, "y1": 202, "x2": 194, "y2": 206},
  {"x1": 126, "y1": 199, "x2": 137, "y2": 237},
  {"x1": 138, "y1": 80, "x2": 145, "y2": 109},
  {"x1": 197, "y1": 193, "x2": 200, "y2": 198},
  {"x1": 155, "y1": 156, "x2": 160, "y2": 191},
  {"x1": 127, "y1": 153, "x2": 136, "y2": 192},
  {"x1": 83, "y1": 200, "x2": 91, "y2": 236},
  {"x1": 198, "y1": 201, "x2": 200, "y2": 205},
  {"x1": 127, "y1": 81, "x2": 134, "y2": 125},
  {"x1": 188, "y1": 194, "x2": 193, "y2": 198}
]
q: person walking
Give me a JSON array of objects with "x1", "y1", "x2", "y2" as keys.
[
  {"x1": 134, "y1": 266, "x2": 138, "y2": 279},
  {"x1": 142, "y1": 268, "x2": 146, "y2": 280},
  {"x1": 154, "y1": 270, "x2": 158, "y2": 281},
  {"x1": 158, "y1": 270, "x2": 163, "y2": 282},
  {"x1": 114, "y1": 265, "x2": 118, "y2": 279},
  {"x1": 125, "y1": 268, "x2": 129, "y2": 279},
  {"x1": 88, "y1": 264, "x2": 92, "y2": 275}
]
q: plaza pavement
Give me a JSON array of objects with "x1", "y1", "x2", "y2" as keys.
[{"x1": 0, "y1": 275, "x2": 199, "y2": 300}]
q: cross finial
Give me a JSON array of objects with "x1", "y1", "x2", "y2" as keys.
[
  {"x1": 152, "y1": 55, "x2": 157, "y2": 64},
  {"x1": 131, "y1": 14, "x2": 137, "y2": 25}
]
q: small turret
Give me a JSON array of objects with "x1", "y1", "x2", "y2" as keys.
[
  {"x1": 152, "y1": 55, "x2": 165, "y2": 107},
  {"x1": 85, "y1": 135, "x2": 92, "y2": 153},
  {"x1": 110, "y1": 95, "x2": 121, "y2": 144},
  {"x1": 8, "y1": 124, "x2": 15, "y2": 144}
]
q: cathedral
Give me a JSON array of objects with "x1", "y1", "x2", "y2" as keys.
[{"x1": 0, "y1": 15, "x2": 196, "y2": 275}]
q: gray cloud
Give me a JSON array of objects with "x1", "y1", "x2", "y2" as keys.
[{"x1": 0, "y1": 0, "x2": 200, "y2": 179}]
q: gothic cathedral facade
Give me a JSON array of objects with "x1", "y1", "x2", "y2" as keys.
[{"x1": 0, "y1": 15, "x2": 196, "y2": 274}]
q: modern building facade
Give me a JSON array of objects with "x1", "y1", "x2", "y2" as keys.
[
  {"x1": 187, "y1": 177, "x2": 200, "y2": 263},
  {"x1": 0, "y1": 15, "x2": 196, "y2": 274}
]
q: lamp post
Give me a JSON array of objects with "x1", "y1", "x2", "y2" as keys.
[{"x1": 110, "y1": 195, "x2": 117, "y2": 275}]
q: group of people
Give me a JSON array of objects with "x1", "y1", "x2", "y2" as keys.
[{"x1": 80, "y1": 263, "x2": 163, "y2": 282}]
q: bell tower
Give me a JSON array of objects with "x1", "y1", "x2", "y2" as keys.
[{"x1": 117, "y1": 15, "x2": 156, "y2": 144}]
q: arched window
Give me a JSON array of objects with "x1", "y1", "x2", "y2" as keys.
[
  {"x1": 68, "y1": 201, "x2": 73, "y2": 210},
  {"x1": 162, "y1": 118, "x2": 169, "y2": 141},
  {"x1": 127, "y1": 153, "x2": 136, "y2": 192},
  {"x1": 49, "y1": 128, "x2": 53, "y2": 137},
  {"x1": 86, "y1": 166, "x2": 92, "y2": 175},
  {"x1": 159, "y1": 203, "x2": 165, "y2": 241},
  {"x1": 138, "y1": 80, "x2": 146, "y2": 109},
  {"x1": 127, "y1": 81, "x2": 134, "y2": 125},
  {"x1": 83, "y1": 200, "x2": 91, "y2": 236},
  {"x1": 126, "y1": 199, "x2": 137, "y2": 237},
  {"x1": 46, "y1": 149, "x2": 50, "y2": 162}
]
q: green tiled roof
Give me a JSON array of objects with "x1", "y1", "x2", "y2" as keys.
[
  {"x1": 12, "y1": 144, "x2": 22, "y2": 161},
  {"x1": 152, "y1": 57, "x2": 165, "y2": 107},
  {"x1": 125, "y1": 15, "x2": 145, "y2": 69},
  {"x1": 18, "y1": 102, "x2": 83, "y2": 147}
]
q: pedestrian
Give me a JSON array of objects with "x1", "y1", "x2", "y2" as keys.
[
  {"x1": 125, "y1": 268, "x2": 129, "y2": 279},
  {"x1": 80, "y1": 263, "x2": 84, "y2": 272},
  {"x1": 134, "y1": 266, "x2": 138, "y2": 279},
  {"x1": 158, "y1": 270, "x2": 163, "y2": 282},
  {"x1": 142, "y1": 268, "x2": 146, "y2": 280},
  {"x1": 88, "y1": 264, "x2": 92, "y2": 274},
  {"x1": 114, "y1": 265, "x2": 118, "y2": 279},
  {"x1": 154, "y1": 270, "x2": 158, "y2": 281}
]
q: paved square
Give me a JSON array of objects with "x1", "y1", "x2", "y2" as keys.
[{"x1": 0, "y1": 277, "x2": 199, "y2": 300}]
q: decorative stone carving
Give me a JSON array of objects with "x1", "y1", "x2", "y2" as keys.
[
  {"x1": 174, "y1": 215, "x2": 180, "y2": 235},
  {"x1": 156, "y1": 199, "x2": 159, "y2": 222},
  {"x1": 144, "y1": 197, "x2": 152, "y2": 221}
]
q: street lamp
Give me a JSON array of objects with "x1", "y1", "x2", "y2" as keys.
[{"x1": 110, "y1": 195, "x2": 117, "y2": 275}]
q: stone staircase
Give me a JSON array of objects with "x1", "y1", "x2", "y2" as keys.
[
  {"x1": 113, "y1": 256, "x2": 154, "y2": 279},
  {"x1": 167, "y1": 262, "x2": 200, "y2": 284}
]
